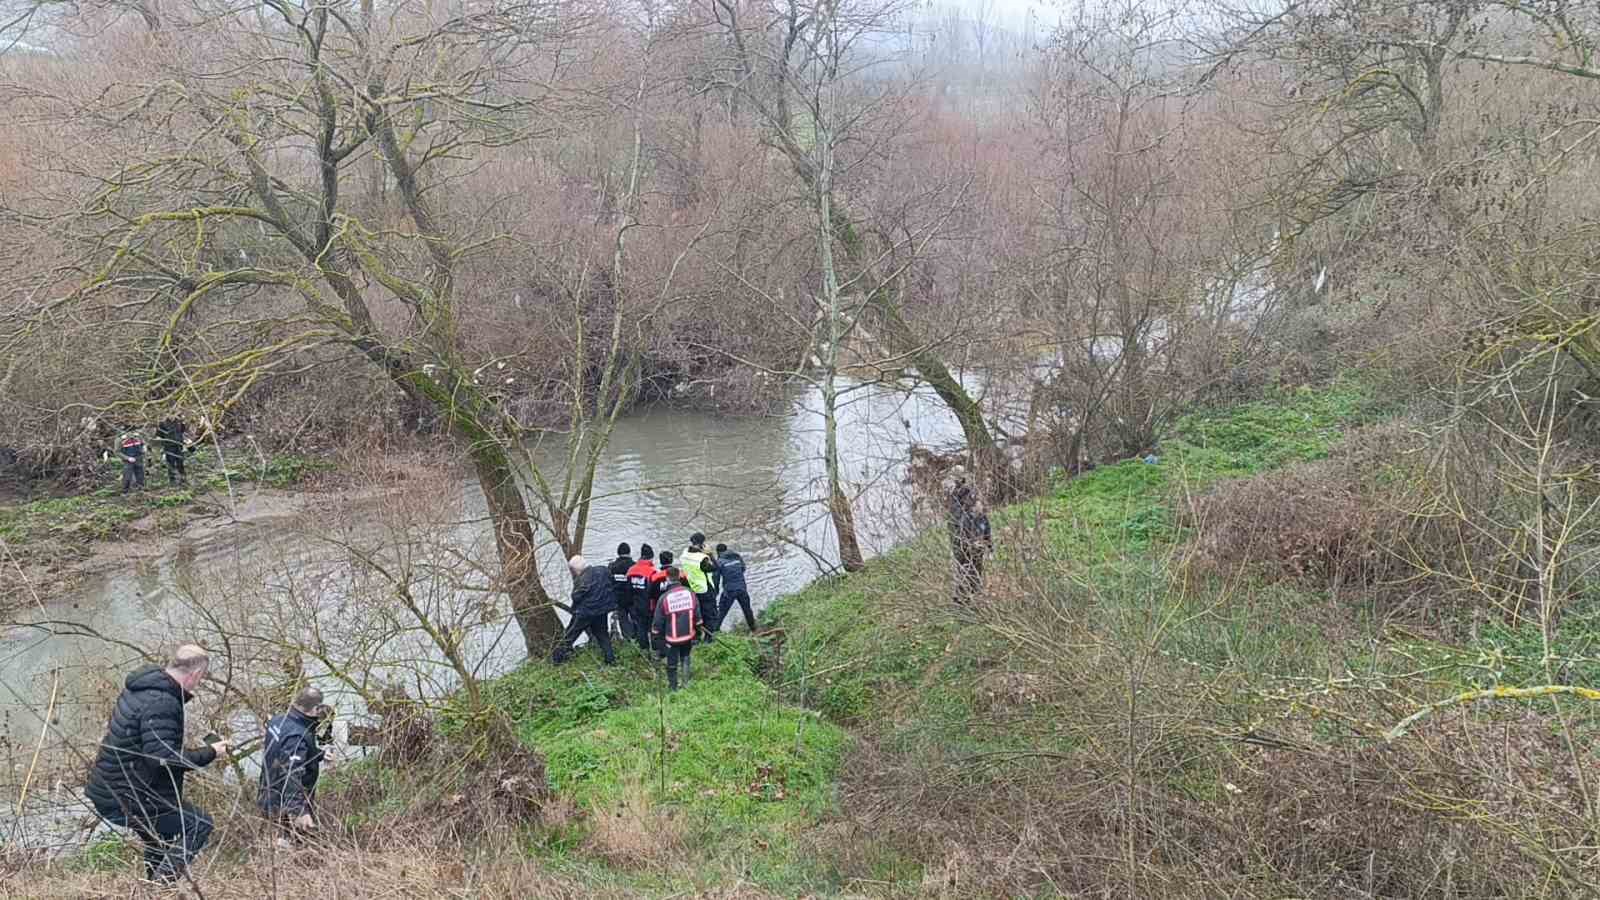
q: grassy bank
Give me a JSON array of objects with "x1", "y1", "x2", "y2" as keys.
[
  {"x1": 463, "y1": 636, "x2": 849, "y2": 894},
  {"x1": 0, "y1": 450, "x2": 330, "y2": 571},
  {"x1": 23, "y1": 381, "x2": 1598, "y2": 897}
]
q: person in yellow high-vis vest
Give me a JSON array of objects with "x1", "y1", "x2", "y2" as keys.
[{"x1": 679, "y1": 532, "x2": 719, "y2": 642}]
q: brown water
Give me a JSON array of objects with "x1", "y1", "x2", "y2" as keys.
[{"x1": 0, "y1": 380, "x2": 967, "y2": 849}]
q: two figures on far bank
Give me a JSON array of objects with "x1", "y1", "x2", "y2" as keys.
[{"x1": 946, "y1": 473, "x2": 993, "y2": 604}]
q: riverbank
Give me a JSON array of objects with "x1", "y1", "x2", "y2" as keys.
[
  {"x1": 0, "y1": 447, "x2": 402, "y2": 602},
  {"x1": 16, "y1": 380, "x2": 1597, "y2": 897}
]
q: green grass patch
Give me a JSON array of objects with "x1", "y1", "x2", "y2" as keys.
[
  {"x1": 0, "y1": 451, "x2": 330, "y2": 553},
  {"x1": 476, "y1": 635, "x2": 848, "y2": 892},
  {"x1": 62, "y1": 834, "x2": 129, "y2": 874}
]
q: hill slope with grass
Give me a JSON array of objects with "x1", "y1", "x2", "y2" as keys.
[{"x1": 28, "y1": 382, "x2": 1600, "y2": 898}]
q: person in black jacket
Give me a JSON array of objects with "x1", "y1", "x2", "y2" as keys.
[
  {"x1": 608, "y1": 543, "x2": 636, "y2": 642},
  {"x1": 552, "y1": 555, "x2": 618, "y2": 665},
  {"x1": 154, "y1": 418, "x2": 189, "y2": 486},
  {"x1": 85, "y1": 645, "x2": 228, "y2": 884},
  {"x1": 713, "y1": 543, "x2": 758, "y2": 633},
  {"x1": 259, "y1": 686, "x2": 327, "y2": 840},
  {"x1": 947, "y1": 479, "x2": 993, "y2": 602}
]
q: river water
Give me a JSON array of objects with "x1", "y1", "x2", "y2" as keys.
[{"x1": 0, "y1": 379, "x2": 966, "y2": 846}]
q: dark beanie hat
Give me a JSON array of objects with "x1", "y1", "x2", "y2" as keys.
[
  {"x1": 639, "y1": 542, "x2": 654, "y2": 560},
  {"x1": 617, "y1": 542, "x2": 631, "y2": 556},
  {"x1": 659, "y1": 550, "x2": 674, "y2": 565},
  {"x1": 716, "y1": 543, "x2": 728, "y2": 553},
  {"x1": 690, "y1": 531, "x2": 706, "y2": 546}
]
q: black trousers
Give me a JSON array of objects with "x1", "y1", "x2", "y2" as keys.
[
  {"x1": 663, "y1": 642, "x2": 693, "y2": 690},
  {"x1": 630, "y1": 601, "x2": 652, "y2": 650},
  {"x1": 121, "y1": 461, "x2": 145, "y2": 492},
  {"x1": 552, "y1": 613, "x2": 616, "y2": 665},
  {"x1": 164, "y1": 452, "x2": 186, "y2": 484},
  {"x1": 95, "y1": 800, "x2": 213, "y2": 883},
  {"x1": 716, "y1": 588, "x2": 757, "y2": 632},
  {"x1": 694, "y1": 591, "x2": 716, "y2": 639}
]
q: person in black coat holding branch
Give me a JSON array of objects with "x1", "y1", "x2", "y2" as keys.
[
  {"x1": 85, "y1": 644, "x2": 229, "y2": 884},
  {"x1": 551, "y1": 555, "x2": 618, "y2": 666}
]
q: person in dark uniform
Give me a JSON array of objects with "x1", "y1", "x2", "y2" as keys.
[
  {"x1": 608, "y1": 543, "x2": 636, "y2": 641},
  {"x1": 713, "y1": 543, "x2": 757, "y2": 633},
  {"x1": 258, "y1": 686, "x2": 328, "y2": 842},
  {"x1": 118, "y1": 430, "x2": 147, "y2": 494},
  {"x1": 651, "y1": 568, "x2": 699, "y2": 691},
  {"x1": 155, "y1": 418, "x2": 190, "y2": 486},
  {"x1": 947, "y1": 479, "x2": 993, "y2": 603},
  {"x1": 625, "y1": 543, "x2": 658, "y2": 652}
]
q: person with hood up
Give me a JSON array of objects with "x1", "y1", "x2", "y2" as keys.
[
  {"x1": 552, "y1": 555, "x2": 618, "y2": 665},
  {"x1": 608, "y1": 543, "x2": 637, "y2": 641},
  {"x1": 713, "y1": 543, "x2": 758, "y2": 633},
  {"x1": 624, "y1": 543, "x2": 658, "y2": 651},
  {"x1": 85, "y1": 644, "x2": 229, "y2": 884}
]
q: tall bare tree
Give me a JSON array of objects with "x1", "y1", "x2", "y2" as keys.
[
  {"x1": 707, "y1": 0, "x2": 1009, "y2": 490},
  {"x1": 0, "y1": 0, "x2": 603, "y2": 653}
]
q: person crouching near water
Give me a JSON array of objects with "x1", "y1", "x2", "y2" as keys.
[
  {"x1": 259, "y1": 686, "x2": 329, "y2": 847},
  {"x1": 652, "y1": 567, "x2": 700, "y2": 691},
  {"x1": 85, "y1": 644, "x2": 230, "y2": 885}
]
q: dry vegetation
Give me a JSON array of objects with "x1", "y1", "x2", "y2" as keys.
[{"x1": 4, "y1": 0, "x2": 1600, "y2": 895}]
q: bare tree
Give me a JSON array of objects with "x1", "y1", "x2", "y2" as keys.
[
  {"x1": 707, "y1": 0, "x2": 1009, "y2": 490},
  {"x1": 0, "y1": 0, "x2": 610, "y2": 653}
]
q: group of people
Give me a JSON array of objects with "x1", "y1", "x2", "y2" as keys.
[
  {"x1": 85, "y1": 645, "x2": 332, "y2": 885},
  {"x1": 554, "y1": 531, "x2": 756, "y2": 690},
  {"x1": 81, "y1": 492, "x2": 986, "y2": 884},
  {"x1": 107, "y1": 418, "x2": 195, "y2": 494}
]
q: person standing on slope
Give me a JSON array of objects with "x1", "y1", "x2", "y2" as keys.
[
  {"x1": 259, "y1": 686, "x2": 329, "y2": 844},
  {"x1": 608, "y1": 543, "x2": 636, "y2": 642},
  {"x1": 552, "y1": 555, "x2": 618, "y2": 666},
  {"x1": 679, "y1": 532, "x2": 718, "y2": 642},
  {"x1": 947, "y1": 479, "x2": 993, "y2": 603},
  {"x1": 651, "y1": 567, "x2": 700, "y2": 691},
  {"x1": 85, "y1": 644, "x2": 229, "y2": 885},
  {"x1": 624, "y1": 543, "x2": 658, "y2": 652},
  {"x1": 713, "y1": 543, "x2": 757, "y2": 633}
]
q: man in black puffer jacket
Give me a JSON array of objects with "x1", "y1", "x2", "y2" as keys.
[
  {"x1": 85, "y1": 645, "x2": 228, "y2": 884},
  {"x1": 551, "y1": 555, "x2": 617, "y2": 665}
]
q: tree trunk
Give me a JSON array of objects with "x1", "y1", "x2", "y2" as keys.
[
  {"x1": 823, "y1": 377, "x2": 866, "y2": 572},
  {"x1": 470, "y1": 446, "x2": 562, "y2": 654},
  {"x1": 821, "y1": 201, "x2": 1007, "y2": 492}
]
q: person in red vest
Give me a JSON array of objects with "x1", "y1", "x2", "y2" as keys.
[
  {"x1": 117, "y1": 430, "x2": 147, "y2": 495},
  {"x1": 651, "y1": 567, "x2": 699, "y2": 691}
]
